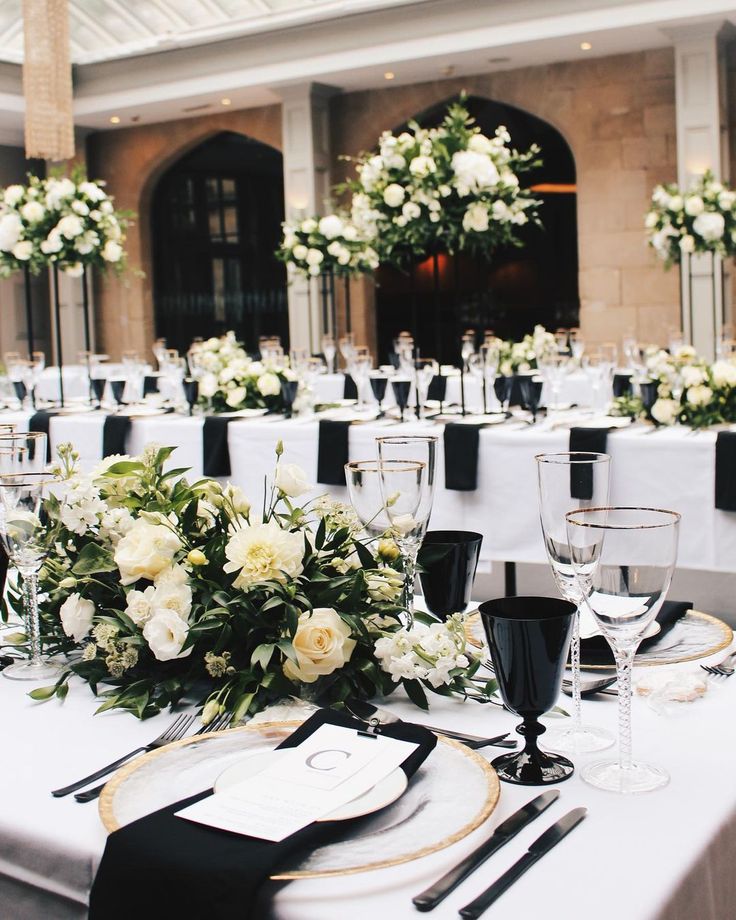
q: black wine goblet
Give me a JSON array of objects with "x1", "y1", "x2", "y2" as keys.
[
  {"x1": 109, "y1": 379, "x2": 126, "y2": 411},
  {"x1": 479, "y1": 595, "x2": 576, "y2": 785},
  {"x1": 281, "y1": 379, "x2": 299, "y2": 419},
  {"x1": 370, "y1": 375, "x2": 388, "y2": 416},
  {"x1": 493, "y1": 375, "x2": 514, "y2": 415},
  {"x1": 639, "y1": 380, "x2": 659, "y2": 416},
  {"x1": 517, "y1": 374, "x2": 543, "y2": 423},
  {"x1": 418, "y1": 531, "x2": 482, "y2": 620},
  {"x1": 183, "y1": 378, "x2": 199, "y2": 416},
  {"x1": 90, "y1": 377, "x2": 106, "y2": 408},
  {"x1": 390, "y1": 377, "x2": 411, "y2": 422}
]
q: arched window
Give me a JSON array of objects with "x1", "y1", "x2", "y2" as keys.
[
  {"x1": 374, "y1": 96, "x2": 578, "y2": 363},
  {"x1": 151, "y1": 131, "x2": 287, "y2": 353}
]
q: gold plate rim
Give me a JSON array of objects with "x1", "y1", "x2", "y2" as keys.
[{"x1": 98, "y1": 719, "x2": 501, "y2": 880}]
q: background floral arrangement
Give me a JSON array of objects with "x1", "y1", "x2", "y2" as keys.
[
  {"x1": 190, "y1": 332, "x2": 294, "y2": 413},
  {"x1": 276, "y1": 212, "x2": 380, "y2": 277},
  {"x1": 646, "y1": 170, "x2": 736, "y2": 266},
  {"x1": 0, "y1": 169, "x2": 130, "y2": 278},
  {"x1": 497, "y1": 324, "x2": 556, "y2": 375},
  {"x1": 17, "y1": 443, "x2": 492, "y2": 721}
]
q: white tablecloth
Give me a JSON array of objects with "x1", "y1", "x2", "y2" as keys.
[
  {"x1": 1, "y1": 640, "x2": 735, "y2": 920},
  {"x1": 3, "y1": 409, "x2": 736, "y2": 573}
]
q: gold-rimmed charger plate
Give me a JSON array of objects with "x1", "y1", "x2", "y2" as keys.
[{"x1": 99, "y1": 720, "x2": 500, "y2": 880}]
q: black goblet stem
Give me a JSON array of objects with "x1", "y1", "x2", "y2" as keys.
[{"x1": 460, "y1": 362, "x2": 467, "y2": 417}]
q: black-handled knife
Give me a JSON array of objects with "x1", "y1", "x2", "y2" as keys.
[
  {"x1": 412, "y1": 790, "x2": 559, "y2": 911},
  {"x1": 458, "y1": 807, "x2": 587, "y2": 919}
]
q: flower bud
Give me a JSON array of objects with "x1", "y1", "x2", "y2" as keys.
[
  {"x1": 377, "y1": 538, "x2": 400, "y2": 562},
  {"x1": 201, "y1": 699, "x2": 223, "y2": 725},
  {"x1": 59, "y1": 576, "x2": 77, "y2": 589},
  {"x1": 187, "y1": 549, "x2": 208, "y2": 566}
]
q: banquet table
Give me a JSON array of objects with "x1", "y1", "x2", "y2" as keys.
[
  {"x1": 2, "y1": 407, "x2": 736, "y2": 573},
  {"x1": 1, "y1": 636, "x2": 735, "y2": 920}
]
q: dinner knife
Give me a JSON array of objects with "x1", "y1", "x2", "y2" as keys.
[
  {"x1": 458, "y1": 807, "x2": 587, "y2": 919},
  {"x1": 412, "y1": 790, "x2": 559, "y2": 911}
]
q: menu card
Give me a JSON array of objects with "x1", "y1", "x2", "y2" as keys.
[{"x1": 176, "y1": 724, "x2": 417, "y2": 842}]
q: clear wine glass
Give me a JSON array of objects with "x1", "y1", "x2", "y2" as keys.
[
  {"x1": 414, "y1": 358, "x2": 438, "y2": 418},
  {"x1": 0, "y1": 472, "x2": 60, "y2": 681},
  {"x1": 376, "y1": 435, "x2": 437, "y2": 535},
  {"x1": 345, "y1": 460, "x2": 394, "y2": 539},
  {"x1": 536, "y1": 452, "x2": 614, "y2": 753},
  {"x1": 566, "y1": 507, "x2": 680, "y2": 793},
  {"x1": 321, "y1": 335, "x2": 337, "y2": 375},
  {"x1": 0, "y1": 432, "x2": 48, "y2": 474}
]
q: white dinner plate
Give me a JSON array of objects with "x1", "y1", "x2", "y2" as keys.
[{"x1": 214, "y1": 749, "x2": 407, "y2": 821}]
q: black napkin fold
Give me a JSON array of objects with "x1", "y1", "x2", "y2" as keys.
[
  {"x1": 102, "y1": 415, "x2": 131, "y2": 458},
  {"x1": 579, "y1": 601, "x2": 692, "y2": 667},
  {"x1": 343, "y1": 374, "x2": 358, "y2": 400},
  {"x1": 612, "y1": 373, "x2": 633, "y2": 398},
  {"x1": 143, "y1": 375, "x2": 160, "y2": 396},
  {"x1": 427, "y1": 374, "x2": 447, "y2": 402},
  {"x1": 715, "y1": 431, "x2": 736, "y2": 511},
  {"x1": 444, "y1": 423, "x2": 481, "y2": 491},
  {"x1": 29, "y1": 410, "x2": 60, "y2": 461},
  {"x1": 317, "y1": 419, "x2": 350, "y2": 486},
  {"x1": 89, "y1": 708, "x2": 436, "y2": 920},
  {"x1": 203, "y1": 416, "x2": 232, "y2": 477},
  {"x1": 568, "y1": 427, "x2": 608, "y2": 500}
]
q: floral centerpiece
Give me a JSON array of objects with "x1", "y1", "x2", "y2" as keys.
[
  {"x1": 0, "y1": 169, "x2": 130, "y2": 278},
  {"x1": 345, "y1": 97, "x2": 542, "y2": 268},
  {"x1": 15, "y1": 443, "x2": 492, "y2": 721},
  {"x1": 497, "y1": 324, "x2": 556, "y2": 376},
  {"x1": 190, "y1": 332, "x2": 294, "y2": 413},
  {"x1": 645, "y1": 170, "x2": 736, "y2": 266},
  {"x1": 276, "y1": 212, "x2": 380, "y2": 277}
]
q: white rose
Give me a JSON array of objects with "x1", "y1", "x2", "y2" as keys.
[
  {"x1": 57, "y1": 214, "x2": 84, "y2": 238},
  {"x1": 681, "y1": 365, "x2": 706, "y2": 388},
  {"x1": 687, "y1": 384, "x2": 713, "y2": 407},
  {"x1": 409, "y1": 155, "x2": 436, "y2": 178},
  {"x1": 463, "y1": 202, "x2": 490, "y2": 233},
  {"x1": 283, "y1": 608, "x2": 356, "y2": 683},
  {"x1": 223, "y1": 520, "x2": 304, "y2": 589},
  {"x1": 257, "y1": 372, "x2": 281, "y2": 397},
  {"x1": 114, "y1": 520, "x2": 182, "y2": 585},
  {"x1": 151, "y1": 581, "x2": 192, "y2": 622},
  {"x1": 693, "y1": 211, "x2": 725, "y2": 242},
  {"x1": 318, "y1": 214, "x2": 344, "y2": 239},
  {"x1": 342, "y1": 223, "x2": 358, "y2": 241},
  {"x1": 225, "y1": 386, "x2": 246, "y2": 408},
  {"x1": 12, "y1": 240, "x2": 32, "y2": 261},
  {"x1": 402, "y1": 201, "x2": 421, "y2": 220},
  {"x1": 451, "y1": 150, "x2": 499, "y2": 195},
  {"x1": 684, "y1": 196, "x2": 704, "y2": 216},
  {"x1": 718, "y1": 191, "x2": 736, "y2": 210},
  {"x1": 125, "y1": 586, "x2": 156, "y2": 626},
  {"x1": 679, "y1": 235, "x2": 695, "y2": 253},
  {"x1": 60, "y1": 593, "x2": 95, "y2": 642},
  {"x1": 143, "y1": 610, "x2": 192, "y2": 661},
  {"x1": 100, "y1": 200, "x2": 113, "y2": 214},
  {"x1": 4, "y1": 184, "x2": 24, "y2": 206},
  {"x1": 391, "y1": 512, "x2": 417, "y2": 536},
  {"x1": 72, "y1": 200, "x2": 89, "y2": 216},
  {"x1": 711, "y1": 360, "x2": 736, "y2": 388},
  {"x1": 41, "y1": 231, "x2": 63, "y2": 254},
  {"x1": 305, "y1": 248, "x2": 324, "y2": 267},
  {"x1": 21, "y1": 201, "x2": 45, "y2": 223},
  {"x1": 468, "y1": 134, "x2": 494, "y2": 154},
  {"x1": 154, "y1": 563, "x2": 190, "y2": 588},
  {"x1": 79, "y1": 181, "x2": 107, "y2": 202},
  {"x1": 102, "y1": 240, "x2": 122, "y2": 262},
  {"x1": 650, "y1": 398, "x2": 679, "y2": 426},
  {"x1": 275, "y1": 462, "x2": 311, "y2": 497},
  {"x1": 644, "y1": 211, "x2": 658, "y2": 229},
  {"x1": 292, "y1": 244, "x2": 308, "y2": 261},
  {"x1": 300, "y1": 218, "x2": 318, "y2": 233},
  {"x1": 383, "y1": 183, "x2": 405, "y2": 208},
  {"x1": 0, "y1": 213, "x2": 22, "y2": 250},
  {"x1": 668, "y1": 195, "x2": 683, "y2": 212}
]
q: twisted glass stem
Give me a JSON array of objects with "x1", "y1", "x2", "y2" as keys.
[
  {"x1": 399, "y1": 541, "x2": 418, "y2": 622},
  {"x1": 21, "y1": 570, "x2": 42, "y2": 665},
  {"x1": 614, "y1": 645, "x2": 636, "y2": 772},
  {"x1": 570, "y1": 607, "x2": 583, "y2": 729}
]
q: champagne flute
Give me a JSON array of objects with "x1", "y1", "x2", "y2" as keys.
[
  {"x1": 321, "y1": 334, "x2": 337, "y2": 375},
  {"x1": 566, "y1": 507, "x2": 680, "y2": 793},
  {"x1": 536, "y1": 451, "x2": 614, "y2": 753},
  {"x1": 0, "y1": 472, "x2": 60, "y2": 681}
]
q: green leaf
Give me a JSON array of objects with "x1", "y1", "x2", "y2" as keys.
[
  {"x1": 251, "y1": 643, "x2": 275, "y2": 670},
  {"x1": 403, "y1": 679, "x2": 429, "y2": 711},
  {"x1": 352, "y1": 539, "x2": 375, "y2": 569},
  {"x1": 277, "y1": 638, "x2": 298, "y2": 663},
  {"x1": 314, "y1": 516, "x2": 326, "y2": 551},
  {"x1": 29, "y1": 684, "x2": 58, "y2": 701},
  {"x1": 56, "y1": 681, "x2": 69, "y2": 700},
  {"x1": 232, "y1": 692, "x2": 255, "y2": 723},
  {"x1": 104, "y1": 460, "x2": 145, "y2": 476},
  {"x1": 71, "y1": 543, "x2": 116, "y2": 576}
]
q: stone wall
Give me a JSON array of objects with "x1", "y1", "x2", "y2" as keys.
[{"x1": 86, "y1": 105, "x2": 281, "y2": 358}]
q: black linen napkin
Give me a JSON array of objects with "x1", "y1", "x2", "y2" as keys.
[
  {"x1": 427, "y1": 374, "x2": 447, "y2": 402},
  {"x1": 317, "y1": 419, "x2": 350, "y2": 486},
  {"x1": 29, "y1": 410, "x2": 60, "y2": 461},
  {"x1": 343, "y1": 374, "x2": 358, "y2": 400},
  {"x1": 568, "y1": 427, "x2": 608, "y2": 500},
  {"x1": 102, "y1": 415, "x2": 131, "y2": 458},
  {"x1": 579, "y1": 601, "x2": 692, "y2": 667},
  {"x1": 444, "y1": 423, "x2": 481, "y2": 491},
  {"x1": 89, "y1": 708, "x2": 436, "y2": 920},
  {"x1": 715, "y1": 431, "x2": 736, "y2": 511},
  {"x1": 613, "y1": 373, "x2": 633, "y2": 398},
  {"x1": 143, "y1": 375, "x2": 160, "y2": 396},
  {"x1": 203, "y1": 416, "x2": 232, "y2": 477}
]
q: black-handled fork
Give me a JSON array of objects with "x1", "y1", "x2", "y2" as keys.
[{"x1": 51, "y1": 713, "x2": 196, "y2": 799}]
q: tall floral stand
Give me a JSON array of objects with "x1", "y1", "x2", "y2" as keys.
[{"x1": 680, "y1": 252, "x2": 730, "y2": 360}]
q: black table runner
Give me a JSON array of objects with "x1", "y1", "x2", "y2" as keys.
[
  {"x1": 102, "y1": 415, "x2": 131, "y2": 458},
  {"x1": 715, "y1": 431, "x2": 736, "y2": 511},
  {"x1": 568, "y1": 427, "x2": 609, "y2": 500},
  {"x1": 203, "y1": 416, "x2": 232, "y2": 477},
  {"x1": 29, "y1": 410, "x2": 61, "y2": 461},
  {"x1": 317, "y1": 419, "x2": 350, "y2": 486},
  {"x1": 444, "y1": 423, "x2": 481, "y2": 491}
]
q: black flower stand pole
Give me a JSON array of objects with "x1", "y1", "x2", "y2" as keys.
[
  {"x1": 51, "y1": 265, "x2": 65, "y2": 408},
  {"x1": 343, "y1": 274, "x2": 351, "y2": 335},
  {"x1": 81, "y1": 265, "x2": 92, "y2": 354},
  {"x1": 432, "y1": 253, "x2": 441, "y2": 361},
  {"x1": 23, "y1": 264, "x2": 35, "y2": 358}
]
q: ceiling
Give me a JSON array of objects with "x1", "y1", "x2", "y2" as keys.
[{"x1": 0, "y1": 0, "x2": 421, "y2": 65}]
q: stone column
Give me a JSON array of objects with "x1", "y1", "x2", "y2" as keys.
[
  {"x1": 667, "y1": 22, "x2": 733, "y2": 359},
  {"x1": 277, "y1": 83, "x2": 339, "y2": 353}
]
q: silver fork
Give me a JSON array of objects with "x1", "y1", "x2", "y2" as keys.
[
  {"x1": 52, "y1": 713, "x2": 196, "y2": 799},
  {"x1": 701, "y1": 651, "x2": 736, "y2": 679}
]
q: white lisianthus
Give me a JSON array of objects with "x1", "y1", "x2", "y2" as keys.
[
  {"x1": 291, "y1": 243, "x2": 308, "y2": 261},
  {"x1": 222, "y1": 482, "x2": 251, "y2": 516},
  {"x1": 679, "y1": 235, "x2": 696, "y2": 254},
  {"x1": 0, "y1": 213, "x2": 22, "y2": 250},
  {"x1": 463, "y1": 202, "x2": 490, "y2": 233},
  {"x1": 684, "y1": 196, "x2": 704, "y2": 216},
  {"x1": 317, "y1": 214, "x2": 343, "y2": 239},
  {"x1": 151, "y1": 581, "x2": 192, "y2": 622},
  {"x1": 391, "y1": 513, "x2": 417, "y2": 536},
  {"x1": 300, "y1": 218, "x2": 318, "y2": 233},
  {"x1": 687, "y1": 384, "x2": 713, "y2": 407},
  {"x1": 114, "y1": 520, "x2": 182, "y2": 585},
  {"x1": 143, "y1": 610, "x2": 192, "y2": 661},
  {"x1": 41, "y1": 231, "x2": 63, "y2": 254},
  {"x1": 650, "y1": 398, "x2": 679, "y2": 426},
  {"x1": 718, "y1": 191, "x2": 736, "y2": 210},
  {"x1": 409, "y1": 155, "x2": 436, "y2": 178},
  {"x1": 693, "y1": 211, "x2": 725, "y2": 242},
  {"x1": 468, "y1": 134, "x2": 494, "y2": 154},
  {"x1": 20, "y1": 200, "x2": 45, "y2": 223},
  {"x1": 125, "y1": 586, "x2": 156, "y2": 626},
  {"x1": 102, "y1": 240, "x2": 123, "y2": 262},
  {"x1": 711, "y1": 360, "x2": 736, "y2": 387},
  {"x1": 257, "y1": 372, "x2": 281, "y2": 397},
  {"x1": 71, "y1": 200, "x2": 89, "y2": 216},
  {"x1": 283, "y1": 608, "x2": 356, "y2": 683},
  {"x1": 225, "y1": 386, "x2": 246, "y2": 408},
  {"x1": 57, "y1": 214, "x2": 84, "y2": 238},
  {"x1": 4, "y1": 184, "x2": 24, "y2": 206},
  {"x1": 11, "y1": 240, "x2": 32, "y2": 261},
  {"x1": 79, "y1": 181, "x2": 107, "y2": 202},
  {"x1": 668, "y1": 195, "x2": 683, "y2": 212},
  {"x1": 305, "y1": 248, "x2": 324, "y2": 267},
  {"x1": 223, "y1": 520, "x2": 304, "y2": 589},
  {"x1": 383, "y1": 183, "x2": 405, "y2": 208},
  {"x1": 60, "y1": 593, "x2": 95, "y2": 642},
  {"x1": 274, "y1": 462, "x2": 311, "y2": 497},
  {"x1": 365, "y1": 569, "x2": 404, "y2": 602},
  {"x1": 681, "y1": 365, "x2": 707, "y2": 388}
]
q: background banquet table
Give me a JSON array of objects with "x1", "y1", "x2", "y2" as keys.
[
  {"x1": 1, "y1": 640, "x2": 735, "y2": 920},
  {"x1": 1, "y1": 408, "x2": 731, "y2": 573}
]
